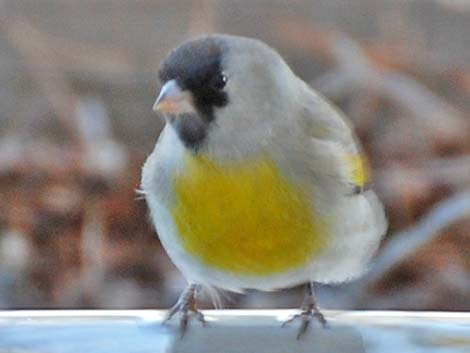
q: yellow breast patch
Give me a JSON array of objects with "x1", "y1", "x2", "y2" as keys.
[{"x1": 171, "y1": 153, "x2": 327, "y2": 276}]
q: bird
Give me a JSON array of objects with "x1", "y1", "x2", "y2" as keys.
[{"x1": 141, "y1": 34, "x2": 387, "y2": 338}]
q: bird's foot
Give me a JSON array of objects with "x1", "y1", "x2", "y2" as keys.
[
  {"x1": 163, "y1": 284, "x2": 206, "y2": 338},
  {"x1": 282, "y1": 306, "x2": 327, "y2": 339},
  {"x1": 282, "y1": 282, "x2": 328, "y2": 339}
]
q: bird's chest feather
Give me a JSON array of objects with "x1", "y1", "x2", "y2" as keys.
[{"x1": 171, "y1": 153, "x2": 327, "y2": 275}]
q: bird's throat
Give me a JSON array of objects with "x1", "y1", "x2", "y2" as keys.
[{"x1": 173, "y1": 112, "x2": 209, "y2": 150}]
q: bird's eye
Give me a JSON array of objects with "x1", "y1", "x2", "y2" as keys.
[{"x1": 212, "y1": 73, "x2": 227, "y2": 90}]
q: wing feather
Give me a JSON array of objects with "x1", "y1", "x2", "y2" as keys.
[{"x1": 296, "y1": 81, "x2": 369, "y2": 194}]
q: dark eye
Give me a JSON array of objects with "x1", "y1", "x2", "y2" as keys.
[{"x1": 212, "y1": 73, "x2": 227, "y2": 90}]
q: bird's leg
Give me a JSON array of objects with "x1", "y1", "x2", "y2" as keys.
[
  {"x1": 163, "y1": 283, "x2": 206, "y2": 337},
  {"x1": 282, "y1": 282, "x2": 328, "y2": 339}
]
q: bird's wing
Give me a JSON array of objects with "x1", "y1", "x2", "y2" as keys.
[
  {"x1": 276, "y1": 81, "x2": 388, "y2": 282},
  {"x1": 292, "y1": 81, "x2": 370, "y2": 197}
]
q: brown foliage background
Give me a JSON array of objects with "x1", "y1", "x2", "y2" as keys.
[{"x1": 0, "y1": 0, "x2": 469, "y2": 310}]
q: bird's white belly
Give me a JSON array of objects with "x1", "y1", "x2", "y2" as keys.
[{"x1": 141, "y1": 126, "x2": 384, "y2": 291}]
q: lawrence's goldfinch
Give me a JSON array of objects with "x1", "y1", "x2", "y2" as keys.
[{"x1": 141, "y1": 34, "x2": 387, "y2": 338}]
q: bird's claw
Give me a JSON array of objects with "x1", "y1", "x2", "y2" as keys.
[
  {"x1": 177, "y1": 308, "x2": 206, "y2": 337},
  {"x1": 282, "y1": 283, "x2": 328, "y2": 339},
  {"x1": 282, "y1": 308, "x2": 328, "y2": 339},
  {"x1": 163, "y1": 284, "x2": 206, "y2": 338}
]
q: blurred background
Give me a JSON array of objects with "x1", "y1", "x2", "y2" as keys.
[{"x1": 0, "y1": 0, "x2": 469, "y2": 312}]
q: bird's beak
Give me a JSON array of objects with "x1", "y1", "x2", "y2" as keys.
[{"x1": 153, "y1": 80, "x2": 193, "y2": 115}]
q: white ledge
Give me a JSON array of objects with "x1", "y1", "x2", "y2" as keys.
[{"x1": 0, "y1": 310, "x2": 469, "y2": 353}]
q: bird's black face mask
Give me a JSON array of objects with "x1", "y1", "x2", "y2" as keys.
[{"x1": 155, "y1": 37, "x2": 229, "y2": 150}]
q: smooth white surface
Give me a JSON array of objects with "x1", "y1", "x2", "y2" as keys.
[{"x1": 0, "y1": 310, "x2": 469, "y2": 353}]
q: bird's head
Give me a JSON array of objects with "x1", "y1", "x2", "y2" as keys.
[{"x1": 154, "y1": 35, "x2": 299, "y2": 156}]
